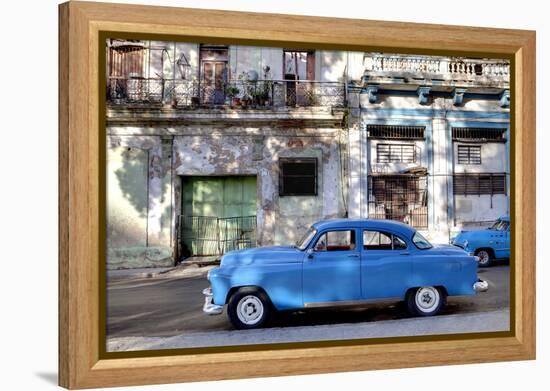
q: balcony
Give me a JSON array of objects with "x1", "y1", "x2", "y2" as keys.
[
  {"x1": 363, "y1": 53, "x2": 510, "y2": 90},
  {"x1": 107, "y1": 77, "x2": 346, "y2": 109}
]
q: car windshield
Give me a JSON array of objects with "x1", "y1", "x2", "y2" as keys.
[
  {"x1": 296, "y1": 226, "x2": 317, "y2": 250},
  {"x1": 412, "y1": 231, "x2": 432, "y2": 250},
  {"x1": 489, "y1": 219, "x2": 509, "y2": 231}
]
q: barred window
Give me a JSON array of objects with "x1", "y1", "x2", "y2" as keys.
[
  {"x1": 457, "y1": 145, "x2": 482, "y2": 165},
  {"x1": 367, "y1": 125, "x2": 425, "y2": 140},
  {"x1": 453, "y1": 173, "x2": 506, "y2": 195},
  {"x1": 368, "y1": 175, "x2": 428, "y2": 229},
  {"x1": 452, "y1": 127, "x2": 506, "y2": 142},
  {"x1": 377, "y1": 144, "x2": 416, "y2": 163},
  {"x1": 279, "y1": 158, "x2": 317, "y2": 196}
]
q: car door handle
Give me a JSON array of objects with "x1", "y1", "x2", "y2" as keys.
[
  {"x1": 348, "y1": 254, "x2": 359, "y2": 258},
  {"x1": 400, "y1": 252, "x2": 410, "y2": 256}
]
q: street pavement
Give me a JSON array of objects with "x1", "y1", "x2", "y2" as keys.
[{"x1": 106, "y1": 264, "x2": 510, "y2": 351}]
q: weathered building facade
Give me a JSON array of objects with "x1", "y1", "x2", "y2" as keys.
[{"x1": 106, "y1": 39, "x2": 510, "y2": 269}]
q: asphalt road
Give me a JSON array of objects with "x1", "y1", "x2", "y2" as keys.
[{"x1": 106, "y1": 263, "x2": 510, "y2": 339}]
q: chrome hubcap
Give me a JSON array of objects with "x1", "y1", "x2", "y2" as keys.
[
  {"x1": 236, "y1": 295, "x2": 264, "y2": 325},
  {"x1": 478, "y1": 251, "x2": 490, "y2": 264},
  {"x1": 415, "y1": 287, "x2": 440, "y2": 312}
]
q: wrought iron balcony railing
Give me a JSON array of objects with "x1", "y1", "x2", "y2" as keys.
[{"x1": 107, "y1": 77, "x2": 346, "y2": 108}]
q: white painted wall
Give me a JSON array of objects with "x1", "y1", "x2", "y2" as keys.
[
  {"x1": 454, "y1": 195, "x2": 508, "y2": 225},
  {"x1": 453, "y1": 142, "x2": 507, "y2": 173}
]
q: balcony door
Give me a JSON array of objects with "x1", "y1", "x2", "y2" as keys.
[
  {"x1": 200, "y1": 46, "x2": 228, "y2": 105},
  {"x1": 107, "y1": 42, "x2": 145, "y2": 100},
  {"x1": 283, "y1": 50, "x2": 315, "y2": 106}
]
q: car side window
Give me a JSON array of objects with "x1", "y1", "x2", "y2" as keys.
[
  {"x1": 393, "y1": 235, "x2": 407, "y2": 249},
  {"x1": 314, "y1": 230, "x2": 356, "y2": 252},
  {"x1": 363, "y1": 230, "x2": 407, "y2": 250}
]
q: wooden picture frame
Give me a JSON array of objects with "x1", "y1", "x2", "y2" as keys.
[{"x1": 59, "y1": 1, "x2": 536, "y2": 388}]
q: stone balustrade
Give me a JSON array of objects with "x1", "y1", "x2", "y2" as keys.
[{"x1": 363, "y1": 53, "x2": 510, "y2": 86}]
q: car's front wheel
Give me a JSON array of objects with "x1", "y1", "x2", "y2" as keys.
[
  {"x1": 406, "y1": 286, "x2": 446, "y2": 317},
  {"x1": 227, "y1": 287, "x2": 272, "y2": 329},
  {"x1": 475, "y1": 248, "x2": 493, "y2": 267}
]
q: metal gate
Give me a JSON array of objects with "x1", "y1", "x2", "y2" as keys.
[
  {"x1": 367, "y1": 174, "x2": 428, "y2": 229},
  {"x1": 178, "y1": 215, "x2": 257, "y2": 257}
]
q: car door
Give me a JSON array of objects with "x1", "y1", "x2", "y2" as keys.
[
  {"x1": 360, "y1": 230, "x2": 412, "y2": 300},
  {"x1": 302, "y1": 229, "x2": 361, "y2": 306},
  {"x1": 494, "y1": 221, "x2": 510, "y2": 259}
]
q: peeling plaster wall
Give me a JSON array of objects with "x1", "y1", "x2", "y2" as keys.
[
  {"x1": 106, "y1": 124, "x2": 346, "y2": 268},
  {"x1": 106, "y1": 135, "x2": 173, "y2": 269},
  {"x1": 172, "y1": 129, "x2": 346, "y2": 247}
]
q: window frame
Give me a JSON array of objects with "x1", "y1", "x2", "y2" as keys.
[
  {"x1": 367, "y1": 124, "x2": 425, "y2": 140},
  {"x1": 362, "y1": 230, "x2": 408, "y2": 251},
  {"x1": 312, "y1": 229, "x2": 356, "y2": 252},
  {"x1": 453, "y1": 173, "x2": 507, "y2": 196},
  {"x1": 452, "y1": 127, "x2": 507, "y2": 142},
  {"x1": 279, "y1": 157, "x2": 318, "y2": 196},
  {"x1": 376, "y1": 143, "x2": 416, "y2": 163},
  {"x1": 457, "y1": 144, "x2": 482, "y2": 165}
]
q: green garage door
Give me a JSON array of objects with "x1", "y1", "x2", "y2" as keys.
[{"x1": 180, "y1": 176, "x2": 257, "y2": 256}]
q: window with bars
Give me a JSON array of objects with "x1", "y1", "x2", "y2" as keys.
[
  {"x1": 376, "y1": 144, "x2": 416, "y2": 163},
  {"x1": 367, "y1": 125, "x2": 425, "y2": 140},
  {"x1": 452, "y1": 127, "x2": 507, "y2": 142},
  {"x1": 279, "y1": 158, "x2": 317, "y2": 196},
  {"x1": 457, "y1": 145, "x2": 482, "y2": 165},
  {"x1": 453, "y1": 173, "x2": 507, "y2": 195},
  {"x1": 367, "y1": 175, "x2": 428, "y2": 229}
]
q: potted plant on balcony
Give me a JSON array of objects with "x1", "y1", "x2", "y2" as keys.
[
  {"x1": 260, "y1": 66, "x2": 273, "y2": 107},
  {"x1": 238, "y1": 71, "x2": 254, "y2": 108},
  {"x1": 225, "y1": 85, "x2": 241, "y2": 107}
]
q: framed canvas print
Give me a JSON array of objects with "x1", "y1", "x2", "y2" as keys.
[{"x1": 58, "y1": 1, "x2": 536, "y2": 389}]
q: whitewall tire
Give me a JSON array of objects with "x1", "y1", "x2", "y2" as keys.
[
  {"x1": 407, "y1": 286, "x2": 446, "y2": 316},
  {"x1": 227, "y1": 288, "x2": 272, "y2": 329}
]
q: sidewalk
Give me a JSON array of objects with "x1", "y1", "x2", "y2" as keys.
[
  {"x1": 107, "y1": 309, "x2": 510, "y2": 352},
  {"x1": 107, "y1": 262, "x2": 217, "y2": 282}
]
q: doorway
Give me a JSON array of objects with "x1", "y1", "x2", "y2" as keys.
[{"x1": 178, "y1": 176, "x2": 257, "y2": 258}]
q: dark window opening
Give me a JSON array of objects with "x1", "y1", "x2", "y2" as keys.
[
  {"x1": 453, "y1": 173, "x2": 507, "y2": 195},
  {"x1": 457, "y1": 145, "x2": 482, "y2": 165},
  {"x1": 367, "y1": 174, "x2": 428, "y2": 229},
  {"x1": 367, "y1": 125, "x2": 425, "y2": 140},
  {"x1": 377, "y1": 144, "x2": 416, "y2": 163},
  {"x1": 452, "y1": 127, "x2": 507, "y2": 142},
  {"x1": 279, "y1": 158, "x2": 317, "y2": 196}
]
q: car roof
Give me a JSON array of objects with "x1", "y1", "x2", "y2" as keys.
[{"x1": 312, "y1": 218, "x2": 417, "y2": 236}]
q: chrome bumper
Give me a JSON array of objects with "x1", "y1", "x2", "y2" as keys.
[
  {"x1": 473, "y1": 279, "x2": 489, "y2": 293},
  {"x1": 202, "y1": 287, "x2": 223, "y2": 315}
]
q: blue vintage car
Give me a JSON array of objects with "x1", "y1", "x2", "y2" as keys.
[
  {"x1": 451, "y1": 216, "x2": 510, "y2": 267},
  {"x1": 203, "y1": 218, "x2": 488, "y2": 329}
]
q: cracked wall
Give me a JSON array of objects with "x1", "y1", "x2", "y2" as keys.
[{"x1": 106, "y1": 126, "x2": 346, "y2": 268}]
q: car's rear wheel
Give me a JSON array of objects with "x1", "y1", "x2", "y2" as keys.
[
  {"x1": 475, "y1": 248, "x2": 493, "y2": 267},
  {"x1": 407, "y1": 286, "x2": 446, "y2": 317},
  {"x1": 227, "y1": 287, "x2": 272, "y2": 329}
]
